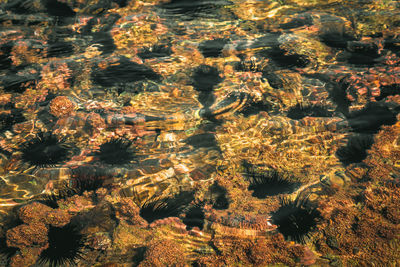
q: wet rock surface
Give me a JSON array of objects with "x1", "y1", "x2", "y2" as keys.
[{"x1": 0, "y1": 0, "x2": 400, "y2": 266}]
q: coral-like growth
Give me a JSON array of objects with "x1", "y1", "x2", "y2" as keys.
[
  {"x1": 20, "y1": 132, "x2": 71, "y2": 167},
  {"x1": 191, "y1": 65, "x2": 223, "y2": 92},
  {"x1": 139, "y1": 191, "x2": 194, "y2": 224},
  {"x1": 271, "y1": 196, "x2": 321, "y2": 243},
  {"x1": 336, "y1": 134, "x2": 374, "y2": 166},
  {"x1": 246, "y1": 169, "x2": 301, "y2": 198},
  {"x1": 138, "y1": 239, "x2": 187, "y2": 266},
  {"x1": 287, "y1": 103, "x2": 333, "y2": 120},
  {"x1": 95, "y1": 138, "x2": 135, "y2": 165},
  {"x1": 38, "y1": 224, "x2": 85, "y2": 267}
]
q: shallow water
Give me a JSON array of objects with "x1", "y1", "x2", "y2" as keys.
[{"x1": 0, "y1": 0, "x2": 400, "y2": 266}]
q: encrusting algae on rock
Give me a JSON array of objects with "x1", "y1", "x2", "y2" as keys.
[{"x1": 1, "y1": 0, "x2": 400, "y2": 266}]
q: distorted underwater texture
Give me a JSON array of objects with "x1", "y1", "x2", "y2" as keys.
[{"x1": 0, "y1": 0, "x2": 400, "y2": 266}]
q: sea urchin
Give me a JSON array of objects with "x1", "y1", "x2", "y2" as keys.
[
  {"x1": 38, "y1": 223, "x2": 85, "y2": 267},
  {"x1": 271, "y1": 196, "x2": 321, "y2": 243},
  {"x1": 20, "y1": 132, "x2": 71, "y2": 167},
  {"x1": 139, "y1": 191, "x2": 194, "y2": 224},
  {"x1": 95, "y1": 138, "x2": 135, "y2": 165},
  {"x1": 245, "y1": 168, "x2": 300, "y2": 198}
]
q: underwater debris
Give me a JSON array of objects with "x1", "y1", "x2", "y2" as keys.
[
  {"x1": 245, "y1": 168, "x2": 301, "y2": 198},
  {"x1": 336, "y1": 134, "x2": 374, "y2": 166},
  {"x1": 271, "y1": 196, "x2": 321, "y2": 244},
  {"x1": 38, "y1": 223, "x2": 85, "y2": 267},
  {"x1": 287, "y1": 104, "x2": 333, "y2": 120},
  {"x1": 95, "y1": 138, "x2": 135, "y2": 165},
  {"x1": 191, "y1": 65, "x2": 223, "y2": 92},
  {"x1": 198, "y1": 38, "x2": 229, "y2": 58},
  {"x1": 139, "y1": 191, "x2": 194, "y2": 224},
  {"x1": 20, "y1": 132, "x2": 72, "y2": 168}
]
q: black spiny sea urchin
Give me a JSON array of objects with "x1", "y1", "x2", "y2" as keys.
[
  {"x1": 38, "y1": 223, "x2": 85, "y2": 267},
  {"x1": 20, "y1": 132, "x2": 71, "y2": 167},
  {"x1": 95, "y1": 138, "x2": 135, "y2": 165},
  {"x1": 335, "y1": 134, "x2": 374, "y2": 166},
  {"x1": 246, "y1": 168, "x2": 301, "y2": 198},
  {"x1": 139, "y1": 191, "x2": 194, "y2": 224},
  {"x1": 271, "y1": 196, "x2": 321, "y2": 243}
]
